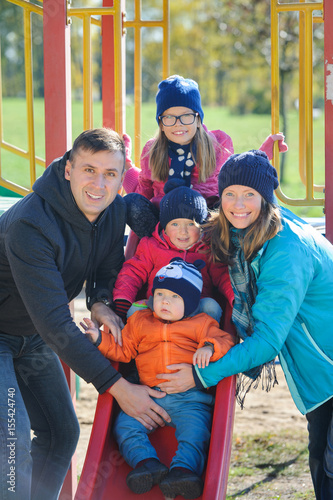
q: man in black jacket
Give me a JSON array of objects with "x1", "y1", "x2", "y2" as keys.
[{"x1": 0, "y1": 128, "x2": 169, "y2": 500}]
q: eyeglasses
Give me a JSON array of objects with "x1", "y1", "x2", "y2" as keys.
[{"x1": 159, "y1": 113, "x2": 199, "y2": 127}]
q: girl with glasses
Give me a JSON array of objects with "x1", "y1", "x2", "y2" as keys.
[{"x1": 122, "y1": 75, "x2": 287, "y2": 239}]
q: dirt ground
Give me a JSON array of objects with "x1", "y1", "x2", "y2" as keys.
[{"x1": 73, "y1": 293, "x2": 314, "y2": 498}]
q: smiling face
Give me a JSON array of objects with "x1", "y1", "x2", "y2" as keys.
[
  {"x1": 153, "y1": 288, "x2": 185, "y2": 321},
  {"x1": 65, "y1": 148, "x2": 125, "y2": 223},
  {"x1": 164, "y1": 218, "x2": 201, "y2": 250},
  {"x1": 221, "y1": 185, "x2": 262, "y2": 229},
  {"x1": 160, "y1": 106, "x2": 199, "y2": 145}
]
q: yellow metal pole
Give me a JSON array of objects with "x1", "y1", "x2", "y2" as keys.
[
  {"x1": 304, "y1": 8, "x2": 314, "y2": 200},
  {"x1": 162, "y1": 0, "x2": 170, "y2": 79},
  {"x1": 124, "y1": 0, "x2": 170, "y2": 164},
  {"x1": 272, "y1": 0, "x2": 324, "y2": 206},
  {"x1": 271, "y1": 0, "x2": 280, "y2": 177},
  {"x1": 83, "y1": 14, "x2": 93, "y2": 130},
  {"x1": 7, "y1": 0, "x2": 42, "y2": 15},
  {"x1": 114, "y1": 0, "x2": 124, "y2": 133},
  {"x1": 70, "y1": 6, "x2": 115, "y2": 16},
  {"x1": 24, "y1": 8, "x2": 36, "y2": 187},
  {"x1": 277, "y1": 2, "x2": 322, "y2": 14},
  {"x1": 134, "y1": 0, "x2": 142, "y2": 167},
  {"x1": 299, "y1": 2, "x2": 306, "y2": 187}
]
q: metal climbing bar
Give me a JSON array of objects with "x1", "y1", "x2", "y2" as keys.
[
  {"x1": 0, "y1": 0, "x2": 44, "y2": 195},
  {"x1": 123, "y1": 0, "x2": 170, "y2": 165},
  {"x1": 271, "y1": 0, "x2": 324, "y2": 206}
]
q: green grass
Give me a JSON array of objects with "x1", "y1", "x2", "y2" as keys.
[
  {"x1": 0, "y1": 98, "x2": 325, "y2": 217},
  {"x1": 226, "y1": 430, "x2": 314, "y2": 499}
]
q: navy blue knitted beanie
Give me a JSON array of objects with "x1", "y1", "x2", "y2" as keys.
[
  {"x1": 156, "y1": 75, "x2": 204, "y2": 124},
  {"x1": 218, "y1": 150, "x2": 279, "y2": 203},
  {"x1": 159, "y1": 186, "x2": 208, "y2": 229},
  {"x1": 152, "y1": 258, "x2": 205, "y2": 317}
]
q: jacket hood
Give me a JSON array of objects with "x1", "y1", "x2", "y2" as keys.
[{"x1": 32, "y1": 151, "x2": 93, "y2": 230}]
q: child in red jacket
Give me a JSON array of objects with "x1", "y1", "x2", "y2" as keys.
[
  {"x1": 82, "y1": 259, "x2": 236, "y2": 499},
  {"x1": 113, "y1": 185, "x2": 234, "y2": 323}
]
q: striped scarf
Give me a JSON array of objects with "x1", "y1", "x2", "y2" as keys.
[{"x1": 229, "y1": 230, "x2": 277, "y2": 408}]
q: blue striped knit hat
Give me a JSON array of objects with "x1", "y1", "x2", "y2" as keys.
[
  {"x1": 152, "y1": 258, "x2": 205, "y2": 317},
  {"x1": 156, "y1": 75, "x2": 204, "y2": 124}
]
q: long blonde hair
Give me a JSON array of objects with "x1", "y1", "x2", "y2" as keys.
[
  {"x1": 204, "y1": 200, "x2": 282, "y2": 264},
  {"x1": 148, "y1": 120, "x2": 217, "y2": 183}
]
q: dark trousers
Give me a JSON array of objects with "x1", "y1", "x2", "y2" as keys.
[
  {"x1": 0, "y1": 334, "x2": 80, "y2": 500},
  {"x1": 306, "y1": 398, "x2": 333, "y2": 500}
]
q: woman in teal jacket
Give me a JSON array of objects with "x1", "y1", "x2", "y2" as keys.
[{"x1": 156, "y1": 150, "x2": 333, "y2": 500}]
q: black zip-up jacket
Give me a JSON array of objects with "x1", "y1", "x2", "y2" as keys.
[{"x1": 0, "y1": 151, "x2": 126, "y2": 393}]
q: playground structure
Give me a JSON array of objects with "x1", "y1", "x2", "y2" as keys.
[{"x1": 0, "y1": 0, "x2": 332, "y2": 498}]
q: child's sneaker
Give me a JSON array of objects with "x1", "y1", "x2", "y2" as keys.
[
  {"x1": 126, "y1": 458, "x2": 168, "y2": 494},
  {"x1": 159, "y1": 467, "x2": 203, "y2": 499}
]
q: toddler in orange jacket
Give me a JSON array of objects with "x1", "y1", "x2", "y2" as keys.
[{"x1": 82, "y1": 258, "x2": 236, "y2": 499}]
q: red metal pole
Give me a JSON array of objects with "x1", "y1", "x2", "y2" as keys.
[
  {"x1": 43, "y1": 0, "x2": 72, "y2": 166},
  {"x1": 43, "y1": 1, "x2": 76, "y2": 498},
  {"x1": 102, "y1": 0, "x2": 126, "y2": 131},
  {"x1": 102, "y1": 0, "x2": 115, "y2": 129},
  {"x1": 324, "y1": 0, "x2": 333, "y2": 243}
]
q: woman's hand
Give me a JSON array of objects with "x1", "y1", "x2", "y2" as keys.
[
  {"x1": 156, "y1": 363, "x2": 195, "y2": 394},
  {"x1": 109, "y1": 378, "x2": 171, "y2": 430}
]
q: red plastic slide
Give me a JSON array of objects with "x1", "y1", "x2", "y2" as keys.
[{"x1": 75, "y1": 232, "x2": 236, "y2": 500}]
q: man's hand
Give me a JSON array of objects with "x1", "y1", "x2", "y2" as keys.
[
  {"x1": 156, "y1": 363, "x2": 195, "y2": 394},
  {"x1": 109, "y1": 378, "x2": 171, "y2": 430},
  {"x1": 91, "y1": 302, "x2": 124, "y2": 346}
]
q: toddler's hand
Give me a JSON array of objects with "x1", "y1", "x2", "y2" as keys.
[
  {"x1": 193, "y1": 346, "x2": 213, "y2": 369},
  {"x1": 123, "y1": 133, "x2": 134, "y2": 170},
  {"x1": 80, "y1": 317, "x2": 100, "y2": 345}
]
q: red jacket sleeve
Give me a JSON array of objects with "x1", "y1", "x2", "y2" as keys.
[
  {"x1": 113, "y1": 236, "x2": 155, "y2": 303},
  {"x1": 207, "y1": 260, "x2": 234, "y2": 307}
]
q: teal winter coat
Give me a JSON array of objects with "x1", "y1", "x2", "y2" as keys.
[{"x1": 196, "y1": 208, "x2": 333, "y2": 414}]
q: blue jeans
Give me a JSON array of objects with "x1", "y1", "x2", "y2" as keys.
[
  {"x1": 0, "y1": 334, "x2": 80, "y2": 500},
  {"x1": 196, "y1": 297, "x2": 222, "y2": 324},
  {"x1": 128, "y1": 297, "x2": 222, "y2": 324},
  {"x1": 113, "y1": 388, "x2": 214, "y2": 475},
  {"x1": 306, "y1": 398, "x2": 333, "y2": 500}
]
